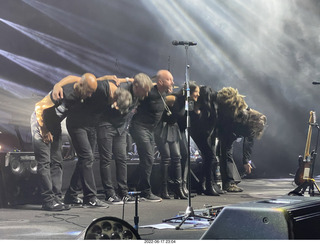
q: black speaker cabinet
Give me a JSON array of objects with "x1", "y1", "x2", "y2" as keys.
[
  {"x1": 201, "y1": 195, "x2": 320, "y2": 240},
  {"x1": 0, "y1": 152, "x2": 40, "y2": 207}
]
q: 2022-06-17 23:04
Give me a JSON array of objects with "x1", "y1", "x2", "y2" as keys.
[{"x1": 144, "y1": 240, "x2": 177, "y2": 243}]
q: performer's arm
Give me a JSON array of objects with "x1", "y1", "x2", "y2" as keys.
[
  {"x1": 34, "y1": 93, "x2": 56, "y2": 143},
  {"x1": 36, "y1": 75, "x2": 80, "y2": 142},
  {"x1": 97, "y1": 75, "x2": 134, "y2": 85},
  {"x1": 109, "y1": 82, "x2": 118, "y2": 101},
  {"x1": 243, "y1": 136, "x2": 254, "y2": 174},
  {"x1": 117, "y1": 77, "x2": 134, "y2": 83},
  {"x1": 97, "y1": 75, "x2": 118, "y2": 82},
  {"x1": 52, "y1": 75, "x2": 81, "y2": 100}
]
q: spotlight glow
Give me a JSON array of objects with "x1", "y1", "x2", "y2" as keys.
[
  {"x1": 0, "y1": 49, "x2": 75, "y2": 84},
  {"x1": 22, "y1": 0, "x2": 155, "y2": 75},
  {"x1": 0, "y1": 18, "x2": 116, "y2": 76},
  {"x1": 0, "y1": 77, "x2": 46, "y2": 99}
]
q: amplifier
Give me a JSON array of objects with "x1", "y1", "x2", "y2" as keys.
[
  {"x1": 201, "y1": 195, "x2": 320, "y2": 239},
  {"x1": 4, "y1": 151, "x2": 37, "y2": 175},
  {"x1": 0, "y1": 152, "x2": 40, "y2": 207}
]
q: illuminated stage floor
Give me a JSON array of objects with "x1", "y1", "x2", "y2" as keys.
[{"x1": 0, "y1": 178, "x2": 312, "y2": 240}]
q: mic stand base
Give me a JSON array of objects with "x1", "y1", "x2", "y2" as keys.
[{"x1": 162, "y1": 206, "x2": 214, "y2": 230}]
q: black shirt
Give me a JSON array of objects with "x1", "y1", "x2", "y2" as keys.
[
  {"x1": 131, "y1": 85, "x2": 165, "y2": 130},
  {"x1": 67, "y1": 80, "x2": 110, "y2": 127}
]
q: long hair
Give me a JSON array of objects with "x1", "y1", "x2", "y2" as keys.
[
  {"x1": 191, "y1": 85, "x2": 217, "y2": 136},
  {"x1": 216, "y1": 87, "x2": 247, "y2": 120},
  {"x1": 196, "y1": 85, "x2": 217, "y2": 119},
  {"x1": 242, "y1": 108, "x2": 267, "y2": 139}
]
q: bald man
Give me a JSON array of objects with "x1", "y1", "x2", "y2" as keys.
[
  {"x1": 51, "y1": 74, "x2": 134, "y2": 207},
  {"x1": 31, "y1": 73, "x2": 98, "y2": 211},
  {"x1": 63, "y1": 77, "x2": 133, "y2": 208},
  {"x1": 129, "y1": 70, "x2": 174, "y2": 202}
]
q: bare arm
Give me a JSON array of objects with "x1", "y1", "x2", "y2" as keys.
[
  {"x1": 35, "y1": 94, "x2": 55, "y2": 143},
  {"x1": 117, "y1": 77, "x2": 134, "y2": 83},
  {"x1": 97, "y1": 75, "x2": 118, "y2": 82},
  {"x1": 108, "y1": 82, "x2": 118, "y2": 100},
  {"x1": 97, "y1": 75, "x2": 134, "y2": 85}
]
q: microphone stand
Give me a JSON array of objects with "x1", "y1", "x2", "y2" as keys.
[{"x1": 162, "y1": 44, "x2": 214, "y2": 229}]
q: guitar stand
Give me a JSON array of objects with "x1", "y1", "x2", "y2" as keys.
[{"x1": 288, "y1": 177, "x2": 320, "y2": 196}]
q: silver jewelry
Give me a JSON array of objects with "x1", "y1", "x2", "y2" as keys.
[{"x1": 158, "y1": 91, "x2": 172, "y2": 116}]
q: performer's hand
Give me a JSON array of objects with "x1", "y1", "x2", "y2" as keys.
[
  {"x1": 113, "y1": 76, "x2": 120, "y2": 86},
  {"x1": 194, "y1": 108, "x2": 201, "y2": 115},
  {"x1": 42, "y1": 131, "x2": 53, "y2": 144},
  {"x1": 52, "y1": 85, "x2": 63, "y2": 100},
  {"x1": 244, "y1": 163, "x2": 252, "y2": 174}
]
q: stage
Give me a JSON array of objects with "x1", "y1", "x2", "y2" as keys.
[{"x1": 0, "y1": 177, "x2": 314, "y2": 240}]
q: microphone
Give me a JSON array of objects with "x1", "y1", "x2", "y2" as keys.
[
  {"x1": 248, "y1": 160, "x2": 256, "y2": 169},
  {"x1": 312, "y1": 81, "x2": 320, "y2": 85},
  {"x1": 172, "y1": 40, "x2": 197, "y2": 46}
]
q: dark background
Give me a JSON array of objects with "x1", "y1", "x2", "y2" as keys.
[{"x1": 1, "y1": 0, "x2": 320, "y2": 178}]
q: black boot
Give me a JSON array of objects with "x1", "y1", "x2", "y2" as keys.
[
  {"x1": 182, "y1": 180, "x2": 189, "y2": 197},
  {"x1": 204, "y1": 181, "x2": 220, "y2": 196},
  {"x1": 212, "y1": 163, "x2": 224, "y2": 194},
  {"x1": 197, "y1": 176, "x2": 206, "y2": 195},
  {"x1": 201, "y1": 159, "x2": 220, "y2": 196},
  {"x1": 173, "y1": 183, "x2": 187, "y2": 199},
  {"x1": 172, "y1": 161, "x2": 187, "y2": 199},
  {"x1": 181, "y1": 155, "x2": 189, "y2": 197},
  {"x1": 160, "y1": 163, "x2": 171, "y2": 199},
  {"x1": 213, "y1": 182, "x2": 224, "y2": 194}
]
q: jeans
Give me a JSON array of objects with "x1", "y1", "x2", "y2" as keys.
[
  {"x1": 30, "y1": 112, "x2": 63, "y2": 204},
  {"x1": 129, "y1": 123, "x2": 155, "y2": 195},
  {"x1": 65, "y1": 123, "x2": 97, "y2": 202},
  {"x1": 97, "y1": 123, "x2": 128, "y2": 197}
]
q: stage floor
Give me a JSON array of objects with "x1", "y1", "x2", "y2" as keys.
[{"x1": 0, "y1": 177, "x2": 314, "y2": 240}]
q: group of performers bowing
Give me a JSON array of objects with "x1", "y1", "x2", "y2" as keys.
[{"x1": 31, "y1": 70, "x2": 267, "y2": 211}]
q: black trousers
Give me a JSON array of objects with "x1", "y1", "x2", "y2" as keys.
[
  {"x1": 192, "y1": 132, "x2": 218, "y2": 183},
  {"x1": 129, "y1": 123, "x2": 155, "y2": 195},
  {"x1": 218, "y1": 131, "x2": 240, "y2": 185},
  {"x1": 154, "y1": 123, "x2": 182, "y2": 184},
  {"x1": 97, "y1": 123, "x2": 128, "y2": 198},
  {"x1": 65, "y1": 123, "x2": 98, "y2": 202},
  {"x1": 31, "y1": 112, "x2": 63, "y2": 204}
]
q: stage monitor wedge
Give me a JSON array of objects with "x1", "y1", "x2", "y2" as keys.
[
  {"x1": 201, "y1": 195, "x2": 320, "y2": 240},
  {"x1": 0, "y1": 152, "x2": 40, "y2": 207}
]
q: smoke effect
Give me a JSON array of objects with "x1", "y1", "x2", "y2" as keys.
[{"x1": 0, "y1": 0, "x2": 320, "y2": 177}]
